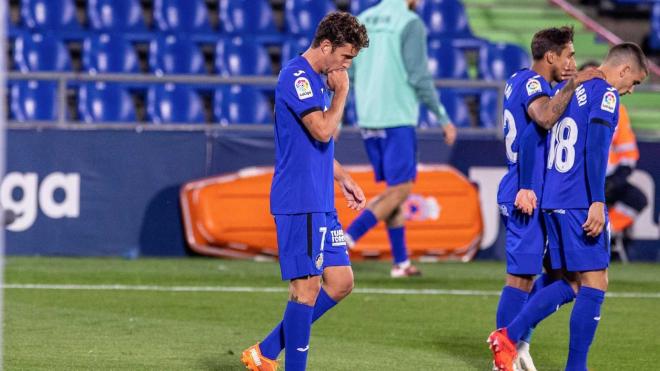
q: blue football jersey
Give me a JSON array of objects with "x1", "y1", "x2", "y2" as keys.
[
  {"x1": 541, "y1": 78, "x2": 619, "y2": 209},
  {"x1": 270, "y1": 56, "x2": 334, "y2": 215},
  {"x1": 497, "y1": 69, "x2": 552, "y2": 204}
]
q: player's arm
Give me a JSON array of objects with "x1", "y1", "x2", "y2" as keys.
[
  {"x1": 527, "y1": 69, "x2": 605, "y2": 130},
  {"x1": 301, "y1": 70, "x2": 349, "y2": 143},
  {"x1": 515, "y1": 123, "x2": 543, "y2": 214},
  {"x1": 583, "y1": 88, "x2": 619, "y2": 237},
  {"x1": 333, "y1": 159, "x2": 366, "y2": 210},
  {"x1": 400, "y1": 18, "x2": 456, "y2": 145}
]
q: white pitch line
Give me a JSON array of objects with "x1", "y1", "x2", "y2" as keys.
[{"x1": 3, "y1": 283, "x2": 660, "y2": 299}]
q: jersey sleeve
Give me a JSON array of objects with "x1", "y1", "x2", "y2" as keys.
[
  {"x1": 588, "y1": 81, "x2": 619, "y2": 128},
  {"x1": 278, "y1": 68, "x2": 324, "y2": 119},
  {"x1": 523, "y1": 75, "x2": 552, "y2": 110}
]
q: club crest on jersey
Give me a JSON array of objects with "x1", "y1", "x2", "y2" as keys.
[
  {"x1": 295, "y1": 77, "x2": 313, "y2": 100},
  {"x1": 601, "y1": 91, "x2": 617, "y2": 113},
  {"x1": 526, "y1": 79, "x2": 542, "y2": 96},
  {"x1": 315, "y1": 253, "x2": 324, "y2": 270}
]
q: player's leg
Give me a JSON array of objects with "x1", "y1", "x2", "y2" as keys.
[
  {"x1": 564, "y1": 209, "x2": 611, "y2": 371},
  {"x1": 347, "y1": 127, "x2": 418, "y2": 277},
  {"x1": 609, "y1": 182, "x2": 647, "y2": 232},
  {"x1": 345, "y1": 130, "x2": 385, "y2": 246},
  {"x1": 489, "y1": 210, "x2": 578, "y2": 371},
  {"x1": 382, "y1": 184, "x2": 420, "y2": 276},
  {"x1": 566, "y1": 269, "x2": 607, "y2": 371},
  {"x1": 244, "y1": 214, "x2": 325, "y2": 370},
  {"x1": 495, "y1": 204, "x2": 545, "y2": 330},
  {"x1": 258, "y1": 212, "x2": 353, "y2": 360}
]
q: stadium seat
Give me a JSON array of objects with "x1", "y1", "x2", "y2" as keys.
[
  {"x1": 20, "y1": 0, "x2": 81, "y2": 30},
  {"x1": 285, "y1": 0, "x2": 337, "y2": 36},
  {"x1": 343, "y1": 91, "x2": 358, "y2": 126},
  {"x1": 427, "y1": 39, "x2": 468, "y2": 79},
  {"x1": 219, "y1": 0, "x2": 278, "y2": 35},
  {"x1": 149, "y1": 35, "x2": 206, "y2": 75},
  {"x1": 13, "y1": 33, "x2": 71, "y2": 72},
  {"x1": 147, "y1": 84, "x2": 205, "y2": 124},
  {"x1": 78, "y1": 82, "x2": 136, "y2": 123},
  {"x1": 479, "y1": 89, "x2": 499, "y2": 128},
  {"x1": 418, "y1": 89, "x2": 470, "y2": 127},
  {"x1": 214, "y1": 85, "x2": 272, "y2": 125},
  {"x1": 280, "y1": 37, "x2": 311, "y2": 65},
  {"x1": 350, "y1": 0, "x2": 381, "y2": 15},
  {"x1": 10, "y1": 81, "x2": 59, "y2": 122},
  {"x1": 82, "y1": 34, "x2": 139, "y2": 74},
  {"x1": 153, "y1": 0, "x2": 212, "y2": 32},
  {"x1": 417, "y1": 0, "x2": 472, "y2": 37},
  {"x1": 650, "y1": 3, "x2": 660, "y2": 51},
  {"x1": 215, "y1": 37, "x2": 272, "y2": 76},
  {"x1": 478, "y1": 43, "x2": 531, "y2": 81},
  {"x1": 88, "y1": 0, "x2": 147, "y2": 32}
]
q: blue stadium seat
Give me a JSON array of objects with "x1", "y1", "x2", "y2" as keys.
[
  {"x1": 343, "y1": 91, "x2": 358, "y2": 126},
  {"x1": 650, "y1": 3, "x2": 660, "y2": 51},
  {"x1": 417, "y1": 0, "x2": 472, "y2": 37},
  {"x1": 153, "y1": 0, "x2": 212, "y2": 32},
  {"x1": 83, "y1": 34, "x2": 139, "y2": 74},
  {"x1": 479, "y1": 89, "x2": 499, "y2": 128},
  {"x1": 14, "y1": 33, "x2": 71, "y2": 72},
  {"x1": 147, "y1": 84, "x2": 205, "y2": 124},
  {"x1": 220, "y1": 0, "x2": 278, "y2": 35},
  {"x1": 216, "y1": 37, "x2": 272, "y2": 76},
  {"x1": 280, "y1": 37, "x2": 311, "y2": 65},
  {"x1": 478, "y1": 42, "x2": 530, "y2": 81},
  {"x1": 427, "y1": 39, "x2": 468, "y2": 79},
  {"x1": 215, "y1": 85, "x2": 272, "y2": 125},
  {"x1": 285, "y1": 0, "x2": 337, "y2": 36},
  {"x1": 10, "y1": 81, "x2": 59, "y2": 122},
  {"x1": 20, "y1": 0, "x2": 81, "y2": 30},
  {"x1": 350, "y1": 0, "x2": 381, "y2": 14},
  {"x1": 88, "y1": 0, "x2": 147, "y2": 32},
  {"x1": 78, "y1": 83, "x2": 136, "y2": 123},
  {"x1": 418, "y1": 89, "x2": 470, "y2": 128},
  {"x1": 149, "y1": 35, "x2": 206, "y2": 75}
]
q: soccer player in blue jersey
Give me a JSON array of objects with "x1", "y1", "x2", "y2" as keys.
[
  {"x1": 240, "y1": 12, "x2": 369, "y2": 371},
  {"x1": 489, "y1": 42, "x2": 648, "y2": 371},
  {"x1": 491, "y1": 26, "x2": 603, "y2": 370}
]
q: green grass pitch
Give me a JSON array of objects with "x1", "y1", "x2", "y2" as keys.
[{"x1": 5, "y1": 257, "x2": 660, "y2": 370}]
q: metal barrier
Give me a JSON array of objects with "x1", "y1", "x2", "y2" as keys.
[
  {"x1": 7, "y1": 71, "x2": 506, "y2": 133},
  {"x1": 8, "y1": 71, "x2": 660, "y2": 137}
]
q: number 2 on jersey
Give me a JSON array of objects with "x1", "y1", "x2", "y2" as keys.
[
  {"x1": 503, "y1": 109, "x2": 517, "y2": 163},
  {"x1": 547, "y1": 117, "x2": 578, "y2": 173}
]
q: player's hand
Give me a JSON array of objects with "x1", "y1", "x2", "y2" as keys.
[
  {"x1": 574, "y1": 68, "x2": 605, "y2": 85},
  {"x1": 583, "y1": 202, "x2": 606, "y2": 237},
  {"x1": 514, "y1": 189, "x2": 537, "y2": 215},
  {"x1": 339, "y1": 176, "x2": 366, "y2": 211},
  {"x1": 443, "y1": 122, "x2": 457, "y2": 145},
  {"x1": 327, "y1": 69, "x2": 349, "y2": 93}
]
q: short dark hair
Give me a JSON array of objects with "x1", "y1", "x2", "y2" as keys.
[
  {"x1": 530, "y1": 26, "x2": 575, "y2": 61},
  {"x1": 312, "y1": 12, "x2": 369, "y2": 51},
  {"x1": 578, "y1": 60, "x2": 600, "y2": 71},
  {"x1": 604, "y1": 42, "x2": 649, "y2": 76}
]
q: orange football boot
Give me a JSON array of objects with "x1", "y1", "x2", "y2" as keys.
[
  {"x1": 487, "y1": 328, "x2": 518, "y2": 371},
  {"x1": 241, "y1": 343, "x2": 279, "y2": 371}
]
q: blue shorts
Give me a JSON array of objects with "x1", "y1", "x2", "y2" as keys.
[
  {"x1": 543, "y1": 209, "x2": 610, "y2": 272},
  {"x1": 361, "y1": 126, "x2": 417, "y2": 186},
  {"x1": 499, "y1": 203, "x2": 546, "y2": 275},
  {"x1": 274, "y1": 211, "x2": 351, "y2": 281}
]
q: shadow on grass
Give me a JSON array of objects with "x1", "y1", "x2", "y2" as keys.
[
  {"x1": 198, "y1": 353, "x2": 246, "y2": 371},
  {"x1": 433, "y1": 334, "x2": 493, "y2": 370}
]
